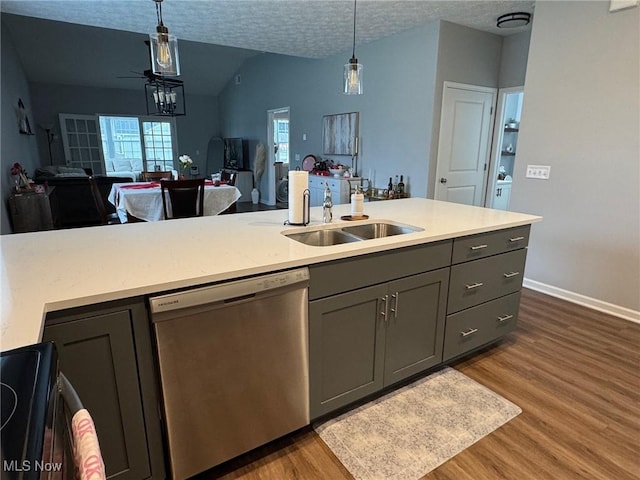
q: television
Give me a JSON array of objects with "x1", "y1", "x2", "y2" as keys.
[{"x1": 223, "y1": 138, "x2": 248, "y2": 170}]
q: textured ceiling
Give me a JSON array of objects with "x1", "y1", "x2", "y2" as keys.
[{"x1": 1, "y1": 0, "x2": 535, "y2": 59}]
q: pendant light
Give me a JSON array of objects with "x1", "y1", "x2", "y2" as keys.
[
  {"x1": 149, "y1": 0, "x2": 180, "y2": 76},
  {"x1": 343, "y1": 0, "x2": 363, "y2": 95}
]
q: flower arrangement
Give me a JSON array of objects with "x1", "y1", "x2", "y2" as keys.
[
  {"x1": 10, "y1": 162, "x2": 31, "y2": 191},
  {"x1": 178, "y1": 154, "x2": 193, "y2": 171}
]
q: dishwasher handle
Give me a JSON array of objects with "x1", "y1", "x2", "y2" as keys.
[{"x1": 149, "y1": 267, "x2": 309, "y2": 316}]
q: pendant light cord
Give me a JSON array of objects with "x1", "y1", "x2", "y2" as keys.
[
  {"x1": 156, "y1": 0, "x2": 164, "y2": 27},
  {"x1": 352, "y1": 0, "x2": 357, "y2": 58}
]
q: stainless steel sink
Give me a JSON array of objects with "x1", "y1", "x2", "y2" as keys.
[
  {"x1": 284, "y1": 221, "x2": 423, "y2": 246},
  {"x1": 342, "y1": 222, "x2": 423, "y2": 239},
  {"x1": 284, "y1": 229, "x2": 361, "y2": 247}
]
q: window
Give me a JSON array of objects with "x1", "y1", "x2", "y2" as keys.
[
  {"x1": 99, "y1": 116, "x2": 177, "y2": 172},
  {"x1": 59, "y1": 114, "x2": 177, "y2": 175}
]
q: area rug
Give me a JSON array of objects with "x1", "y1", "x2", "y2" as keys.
[{"x1": 314, "y1": 367, "x2": 521, "y2": 480}]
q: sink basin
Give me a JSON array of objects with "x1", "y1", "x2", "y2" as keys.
[
  {"x1": 285, "y1": 229, "x2": 361, "y2": 247},
  {"x1": 284, "y1": 221, "x2": 424, "y2": 246},
  {"x1": 342, "y1": 222, "x2": 423, "y2": 239}
]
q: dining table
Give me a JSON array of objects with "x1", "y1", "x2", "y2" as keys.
[{"x1": 108, "y1": 181, "x2": 242, "y2": 222}]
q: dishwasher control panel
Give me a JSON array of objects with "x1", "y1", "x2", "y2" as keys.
[{"x1": 149, "y1": 267, "x2": 310, "y2": 315}]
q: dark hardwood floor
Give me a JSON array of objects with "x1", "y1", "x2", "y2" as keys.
[{"x1": 195, "y1": 288, "x2": 640, "y2": 480}]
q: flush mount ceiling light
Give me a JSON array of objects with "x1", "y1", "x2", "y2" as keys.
[
  {"x1": 496, "y1": 12, "x2": 531, "y2": 28},
  {"x1": 343, "y1": 0, "x2": 363, "y2": 95},
  {"x1": 149, "y1": 0, "x2": 180, "y2": 76}
]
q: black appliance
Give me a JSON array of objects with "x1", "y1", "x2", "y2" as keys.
[{"x1": 1, "y1": 343, "x2": 74, "y2": 480}]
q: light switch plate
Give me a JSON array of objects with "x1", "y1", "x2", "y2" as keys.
[{"x1": 526, "y1": 165, "x2": 551, "y2": 179}]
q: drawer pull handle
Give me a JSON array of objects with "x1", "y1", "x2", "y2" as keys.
[
  {"x1": 470, "y1": 244, "x2": 488, "y2": 251},
  {"x1": 497, "y1": 314, "x2": 514, "y2": 323},
  {"x1": 390, "y1": 292, "x2": 399, "y2": 319},
  {"x1": 380, "y1": 295, "x2": 389, "y2": 322},
  {"x1": 509, "y1": 236, "x2": 525, "y2": 243},
  {"x1": 465, "y1": 282, "x2": 484, "y2": 290},
  {"x1": 503, "y1": 272, "x2": 520, "y2": 278},
  {"x1": 461, "y1": 328, "x2": 479, "y2": 337}
]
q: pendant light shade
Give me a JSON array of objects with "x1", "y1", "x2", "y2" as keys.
[
  {"x1": 150, "y1": 0, "x2": 180, "y2": 76},
  {"x1": 343, "y1": 0, "x2": 363, "y2": 95}
]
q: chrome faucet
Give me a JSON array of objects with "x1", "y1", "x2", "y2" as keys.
[{"x1": 322, "y1": 182, "x2": 333, "y2": 223}]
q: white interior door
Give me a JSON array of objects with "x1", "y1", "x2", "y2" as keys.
[{"x1": 434, "y1": 82, "x2": 496, "y2": 206}]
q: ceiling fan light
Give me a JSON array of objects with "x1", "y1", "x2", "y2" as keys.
[{"x1": 496, "y1": 12, "x2": 531, "y2": 28}]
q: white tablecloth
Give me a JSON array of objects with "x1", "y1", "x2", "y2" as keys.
[{"x1": 108, "y1": 183, "x2": 242, "y2": 222}]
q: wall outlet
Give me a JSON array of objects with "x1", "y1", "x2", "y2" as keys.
[
  {"x1": 190, "y1": 165, "x2": 199, "y2": 175},
  {"x1": 526, "y1": 165, "x2": 551, "y2": 179},
  {"x1": 295, "y1": 154, "x2": 300, "y2": 162}
]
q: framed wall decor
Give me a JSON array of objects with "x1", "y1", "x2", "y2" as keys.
[{"x1": 322, "y1": 112, "x2": 359, "y2": 156}]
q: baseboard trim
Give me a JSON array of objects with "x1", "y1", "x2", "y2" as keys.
[{"x1": 523, "y1": 278, "x2": 640, "y2": 324}]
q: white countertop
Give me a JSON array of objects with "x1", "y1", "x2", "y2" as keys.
[{"x1": 0, "y1": 198, "x2": 540, "y2": 351}]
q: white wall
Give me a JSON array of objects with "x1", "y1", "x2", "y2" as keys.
[{"x1": 511, "y1": 1, "x2": 639, "y2": 313}]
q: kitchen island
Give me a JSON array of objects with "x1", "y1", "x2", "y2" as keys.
[
  {"x1": 1, "y1": 197, "x2": 540, "y2": 480},
  {"x1": 1, "y1": 198, "x2": 540, "y2": 351}
]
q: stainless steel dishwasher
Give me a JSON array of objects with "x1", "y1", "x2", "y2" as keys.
[{"x1": 148, "y1": 268, "x2": 310, "y2": 480}]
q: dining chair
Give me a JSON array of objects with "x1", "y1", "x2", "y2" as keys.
[
  {"x1": 161, "y1": 179, "x2": 205, "y2": 219},
  {"x1": 89, "y1": 176, "x2": 123, "y2": 225},
  {"x1": 220, "y1": 173, "x2": 238, "y2": 214},
  {"x1": 141, "y1": 171, "x2": 173, "y2": 182}
]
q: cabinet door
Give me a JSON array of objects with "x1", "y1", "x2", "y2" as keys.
[
  {"x1": 383, "y1": 269, "x2": 449, "y2": 386},
  {"x1": 309, "y1": 283, "x2": 387, "y2": 419},
  {"x1": 43, "y1": 310, "x2": 151, "y2": 480}
]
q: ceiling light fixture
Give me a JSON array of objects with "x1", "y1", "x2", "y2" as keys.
[
  {"x1": 344, "y1": 0, "x2": 363, "y2": 95},
  {"x1": 149, "y1": 0, "x2": 180, "y2": 76},
  {"x1": 496, "y1": 12, "x2": 531, "y2": 28}
]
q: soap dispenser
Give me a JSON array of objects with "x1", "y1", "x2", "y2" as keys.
[
  {"x1": 322, "y1": 182, "x2": 333, "y2": 223},
  {"x1": 351, "y1": 185, "x2": 364, "y2": 218}
]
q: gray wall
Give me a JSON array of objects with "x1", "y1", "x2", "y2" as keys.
[
  {"x1": 498, "y1": 31, "x2": 531, "y2": 88},
  {"x1": 428, "y1": 21, "x2": 503, "y2": 198},
  {"x1": 29, "y1": 82, "x2": 220, "y2": 174},
  {"x1": 1, "y1": 22, "x2": 40, "y2": 235},
  {"x1": 219, "y1": 22, "x2": 442, "y2": 204},
  {"x1": 511, "y1": 1, "x2": 639, "y2": 312}
]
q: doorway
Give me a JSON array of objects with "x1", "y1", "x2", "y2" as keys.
[
  {"x1": 434, "y1": 82, "x2": 496, "y2": 206},
  {"x1": 265, "y1": 107, "x2": 290, "y2": 206},
  {"x1": 485, "y1": 87, "x2": 524, "y2": 210}
]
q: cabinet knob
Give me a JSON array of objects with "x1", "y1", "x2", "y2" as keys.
[{"x1": 440, "y1": 177, "x2": 447, "y2": 184}]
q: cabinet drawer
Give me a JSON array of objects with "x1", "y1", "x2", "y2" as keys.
[
  {"x1": 447, "y1": 249, "x2": 526, "y2": 314},
  {"x1": 452, "y1": 225, "x2": 530, "y2": 264},
  {"x1": 443, "y1": 292, "x2": 520, "y2": 361},
  {"x1": 309, "y1": 240, "x2": 452, "y2": 300}
]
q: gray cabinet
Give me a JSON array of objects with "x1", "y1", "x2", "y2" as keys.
[
  {"x1": 309, "y1": 241, "x2": 452, "y2": 419},
  {"x1": 443, "y1": 225, "x2": 530, "y2": 361},
  {"x1": 43, "y1": 299, "x2": 165, "y2": 480}
]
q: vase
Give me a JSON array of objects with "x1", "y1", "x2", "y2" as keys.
[{"x1": 251, "y1": 188, "x2": 259, "y2": 204}]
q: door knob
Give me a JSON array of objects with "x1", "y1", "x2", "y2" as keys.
[{"x1": 440, "y1": 177, "x2": 447, "y2": 184}]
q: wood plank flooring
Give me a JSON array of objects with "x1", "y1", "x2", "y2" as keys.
[{"x1": 194, "y1": 288, "x2": 640, "y2": 480}]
